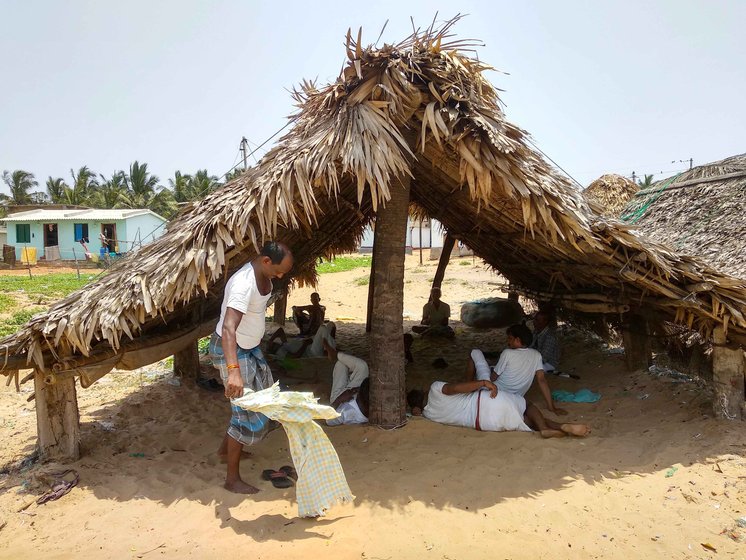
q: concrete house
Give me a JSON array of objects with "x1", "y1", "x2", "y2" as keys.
[{"x1": 3, "y1": 208, "x2": 167, "y2": 261}]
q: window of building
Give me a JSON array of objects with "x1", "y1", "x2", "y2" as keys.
[
  {"x1": 16, "y1": 224, "x2": 31, "y2": 243},
  {"x1": 74, "y1": 223, "x2": 89, "y2": 243}
]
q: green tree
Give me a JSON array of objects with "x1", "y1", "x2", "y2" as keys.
[
  {"x1": 637, "y1": 174, "x2": 654, "y2": 189},
  {"x1": 169, "y1": 170, "x2": 193, "y2": 203},
  {"x1": 64, "y1": 166, "x2": 98, "y2": 205},
  {"x1": 46, "y1": 176, "x2": 68, "y2": 203},
  {"x1": 122, "y1": 161, "x2": 176, "y2": 218},
  {"x1": 91, "y1": 172, "x2": 127, "y2": 208},
  {"x1": 1, "y1": 170, "x2": 38, "y2": 204}
]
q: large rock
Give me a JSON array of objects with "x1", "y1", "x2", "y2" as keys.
[{"x1": 460, "y1": 298, "x2": 525, "y2": 328}]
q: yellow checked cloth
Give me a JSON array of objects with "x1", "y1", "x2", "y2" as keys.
[{"x1": 232, "y1": 383, "x2": 354, "y2": 517}]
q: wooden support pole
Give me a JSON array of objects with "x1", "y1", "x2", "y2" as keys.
[
  {"x1": 365, "y1": 248, "x2": 376, "y2": 333},
  {"x1": 174, "y1": 339, "x2": 200, "y2": 379},
  {"x1": 621, "y1": 313, "x2": 651, "y2": 372},
  {"x1": 431, "y1": 233, "x2": 456, "y2": 290},
  {"x1": 34, "y1": 368, "x2": 80, "y2": 461},
  {"x1": 369, "y1": 174, "x2": 410, "y2": 427},
  {"x1": 273, "y1": 290, "x2": 288, "y2": 326},
  {"x1": 711, "y1": 327, "x2": 745, "y2": 420}
]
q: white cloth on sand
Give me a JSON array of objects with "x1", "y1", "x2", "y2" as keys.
[{"x1": 327, "y1": 398, "x2": 368, "y2": 426}]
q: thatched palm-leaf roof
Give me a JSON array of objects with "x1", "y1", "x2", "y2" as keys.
[
  {"x1": 584, "y1": 174, "x2": 639, "y2": 218},
  {"x1": 2, "y1": 17, "x2": 746, "y2": 381},
  {"x1": 621, "y1": 153, "x2": 746, "y2": 280}
]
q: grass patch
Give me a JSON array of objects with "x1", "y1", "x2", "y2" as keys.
[
  {"x1": 459, "y1": 260, "x2": 471, "y2": 266},
  {"x1": 0, "y1": 307, "x2": 45, "y2": 337},
  {"x1": 0, "y1": 273, "x2": 96, "y2": 299},
  {"x1": 353, "y1": 276, "x2": 369, "y2": 286},
  {"x1": 0, "y1": 293, "x2": 16, "y2": 314},
  {"x1": 317, "y1": 255, "x2": 372, "y2": 274}
]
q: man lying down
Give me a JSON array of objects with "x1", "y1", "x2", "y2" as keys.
[{"x1": 407, "y1": 379, "x2": 591, "y2": 438}]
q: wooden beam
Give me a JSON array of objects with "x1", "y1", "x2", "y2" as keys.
[
  {"x1": 365, "y1": 248, "x2": 376, "y2": 333},
  {"x1": 431, "y1": 232, "x2": 456, "y2": 290},
  {"x1": 34, "y1": 368, "x2": 80, "y2": 461},
  {"x1": 273, "y1": 290, "x2": 288, "y2": 326}
]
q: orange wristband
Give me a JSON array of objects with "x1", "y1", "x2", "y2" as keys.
[{"x1": 226, "y1": 364, "x2": 240, "y2": 370}]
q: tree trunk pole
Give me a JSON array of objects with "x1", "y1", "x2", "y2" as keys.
[
  {"x1": 365, "y1": 248, "x2": 376, "y2": 333},
  {"x1": 34, "y1": 369, "x2": 80, "y2": 461},
  {"x1": 621, "y1": 312, "x2": 651, "y2": 371},
  {"x1": 712, "y1": 327, "x2": 745, "y2": 420},
  {"x1": 431, "y1": 233, "x2": 456, "y2": 290},
  {"x1": 369, "y1": 174, "x2": 410, "y2": 427},
  {"x1": 174, "y1": 339, "x2": 200, "y2": 379},
  {"x1": 273, "y1": 290, "x2": 288, "y2": 326}
]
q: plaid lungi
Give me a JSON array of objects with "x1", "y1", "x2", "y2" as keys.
[{"x1": 210, "y1": 333, "x2": 274, "y2": 446}]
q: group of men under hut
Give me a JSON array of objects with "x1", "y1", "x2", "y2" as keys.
[{"x1": 210, "y1": 241, "x2": 590, "y2": 495}]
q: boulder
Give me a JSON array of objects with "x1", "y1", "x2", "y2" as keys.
[{"x1": 460, "y1": 297, "x2": 525, "y2": 328}]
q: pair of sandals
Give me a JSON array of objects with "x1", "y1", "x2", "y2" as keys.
[{"x1": 261, "y1": 465, "x2": 297, "y2": 488}]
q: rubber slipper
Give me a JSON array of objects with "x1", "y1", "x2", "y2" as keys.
[
  {"x1": 37, "y1": 469, "x2": 79, "y2": 505},
  {"x1": 261, "y1": 469, "x2": 293, "y2": 488},
  {"x1": 279, "y1": 465, "x2": 297, "y2": 481}
]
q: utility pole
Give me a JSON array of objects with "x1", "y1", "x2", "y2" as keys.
[
  {"x1": 240, "y1": 137, "x2": 249, "y2": 170},
  {"x1": 672, "y1": 158, "x2": 693, "y2": 171}
]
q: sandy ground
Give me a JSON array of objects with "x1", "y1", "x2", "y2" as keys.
[{"x1": 0, "y1": 254, "x2": 745, "y2": 559}]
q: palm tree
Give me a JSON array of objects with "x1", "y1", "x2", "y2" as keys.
[
  {"x1": 189, "y1": 169, "x2": 219, "y2": 200},
  {"x1": 169, "y1": 171, "x2": 193, "y2": 203},
  {"x1": 122, "y1": 161, "x2": 176, "y2": 218},
  {"x1": 64, "y1": 166, "x2": 98, "y2": 205},
  {"x1": 91, "y1": 172, "x2": 127, "y2": 208},
  {"x1": 637, "y1": 174, "x2": 654, "y2": 189},
  {"x1": 46, "y1": 177, "x2": 68, "y2": 203},
  {"x1": 1, "y1": 170, "x2": 38, "y2": 204}
]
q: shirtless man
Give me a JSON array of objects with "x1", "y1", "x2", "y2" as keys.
[{"x1": 292, "y1": 292, "x2": 325, "y2": 336}]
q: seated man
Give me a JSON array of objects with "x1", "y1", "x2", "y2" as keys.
[
  {"x1": 327, "y1": 378, "x2": 370, "y2": 426},
  {"x1": 292, "y1": 292, "x2": 325, "y2": 336},
  {"x1": 271, "y1": 322, "x2": 337, "y2": 359},
  {"x1": 412, "y1": 287, "x2": 455, "y2": 338},
  {"x1": 530, "y1": 310, "x2": 561, "y2": 374},
  {"x1": 407, "y1": 380, "x2": 589, "y2": 438},
  {"x1": 466, "y1": 324, "x2": 566, "y2": 416}
]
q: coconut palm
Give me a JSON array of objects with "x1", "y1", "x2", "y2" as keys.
[
  {"x1": 46, "y1": 177, "x2": 68, "y2": 203},
  {"x1": 169, "y1": 171, "x2": 193, "y2": 203},
  {"x1": 122, "y1": 161, "x2": 176, "y2": 218},
  {"x1": 190, "y1": 170, "x2": 220, "y2": 200},
  {"x1": 637, "y1": 174, "x2": 655, "y2": 189},
  {"x1": 91, "y1": 172, "x2": 127, "y2": 208},
  {"x1": 64, "y1": 166, "x2": 98, "y2": 205},
  {"x1": 1, "y1": 170, "x2": 38, "y2": 204}
]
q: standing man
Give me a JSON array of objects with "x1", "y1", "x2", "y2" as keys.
[{"x1": 209, "y1": 241, "x2": 293, "y2": 494}]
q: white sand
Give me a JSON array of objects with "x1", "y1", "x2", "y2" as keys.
[{"x1": 0, "y1": 254, "x2": 744, "y2": 559}]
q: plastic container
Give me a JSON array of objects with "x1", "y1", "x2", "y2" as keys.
[{"x1": 20, "y1": 247, "x2": 37, "y2": 265}]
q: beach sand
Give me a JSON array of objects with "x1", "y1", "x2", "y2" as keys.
[{"x1": 1, "y1": 254, "x2": 744, "y2": 559}]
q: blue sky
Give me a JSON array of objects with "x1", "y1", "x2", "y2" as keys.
[{"x1": 1, "y1": 0, "x2": 744, "y2": 196}]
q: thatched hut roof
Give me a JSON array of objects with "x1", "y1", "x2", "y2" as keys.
[
  {"x1": 621, "y1": 153, "x2": 746, "y2": 280},
  {"x1": 2, "y1": 18, "x2": 745, "y2": 382},
  {"x1": 584, "y1": 174, "x2": 639, "y2": 218}
]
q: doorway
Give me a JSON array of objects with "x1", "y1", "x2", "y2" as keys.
[
  {"x1": 44, "y1": 223, "x2": 59, "y2": 247},
  {"x1": 100, "y1": 223, "x2": 117, "y2": 252}
]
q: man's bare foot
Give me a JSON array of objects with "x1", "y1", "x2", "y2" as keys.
[
  {"x1": 218, "y1": 450, "x2": 252, "y2": 464},
  {"x1": 560, "y1": 423, "x2": 591, "y2": 437},
  {"x1": 224, "y1": 479, "x2": 260, "y2": 494},
  {"x1": 540, "y1": 429, "x2": 566, "y2": 439}
]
